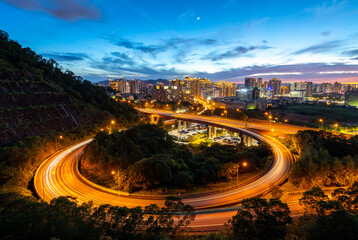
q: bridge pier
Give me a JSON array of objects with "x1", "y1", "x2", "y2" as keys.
[
  {"x1": 213, "y1": 127, "x2": 217, "y2": 138},
  {"x1": 177, "y1": 120, "x2": 182, "y2": 132},
  {"x1": 150, "y1": 115, "x2": 159, "y2": 124},
  {"x1": 183, "y1": 121, "x2": 187, "y2": 130},
  {"x1": 207, "y1": 125, "x2": 212, "y2": 139}
]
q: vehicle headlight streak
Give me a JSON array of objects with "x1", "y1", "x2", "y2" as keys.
[{"x1": 35, "y1": 110, "x2": 293, "y2": 210}]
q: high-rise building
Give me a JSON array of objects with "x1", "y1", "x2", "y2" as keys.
[
  {"x1": 130, "y1": 79, "x2": 141, "y2": 94},
  {"x1": 184, "y1": 77, "x2": 211, "y2": 99},
  {"x1": 214, "y1": 81, "x2": 236, "y2": 98},
  {"x1": 281, "y1": 86, "x2": 290, "y2": 95},
  {"x1": 332, "y1": 81, "x2": 342, "y2": 93},
  {"x1": 257, "y1": 77, "x2": 263, "y2": 89},
  {"x1": 245, "y1": 77, "x2": 256, "y2": 89},
  {"x1": 289, "y1": 81, "x2": 312, "y2": 98},
  {"x1": 319, "y1": 83, "x2": 332, "y2": 93},
  {"x1": 109, "y1": 78, "x2": 129, "y2": 93},
  {"x1": 151, "y1": 83, "x2": 168, "y2": 102},
  {"x1": 251, "y1": 87, "x2": 260, "y2": 99},
  {"x1": 306, "y1": 82, "x2": 313, "y2": 97},
  {"x1": 268, "y1": 78, "x2": 281, "y2": 96}
]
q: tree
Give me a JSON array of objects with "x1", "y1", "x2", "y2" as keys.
[
  {"x1": 230, "y1": 198, "x2": 292, "y2": 240},
  {"x1": 296, "y1": 184, "x2": 358, "y2": 240},
  {"x1": 299, "y1": 187, "x2": 330, "y2": 217},
  {"x1": 160, "y1": 196, "x2": 195, "y2": 236},
  {"x1": 301, "y1": 209, "x2": 358, "y2": 240},
  {"x1": 157, "y1": 117, "x2": 164, "y2": 128}
]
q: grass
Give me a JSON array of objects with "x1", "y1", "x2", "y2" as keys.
[{"x1": 275, "y1": 104, "x2": 358, "y2": 124}]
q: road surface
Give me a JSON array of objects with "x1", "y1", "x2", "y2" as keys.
[{"x1": 34, "y1": 111, "x2": 297, "y2": 230}]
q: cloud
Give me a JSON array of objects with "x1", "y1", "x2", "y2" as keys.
[
  {"x1": 342, "y1": 49, "x2": 358, "y2": 57},
  {"x1": 101, "y1": 52, "x2": 135, "y2": 65},
  {"x1": 317, "y1": 71, "x2": 358, "y2": 74},
  {"x1": 220, "y1": 0, "x2": 238, "y2": 10},
  {"x1": 304, "y1": 0, "x2": 348, "y2": 16},
  {"x1": 177, "y1": 9, "x2": 197, "y2": 22},
  {"x1": 1, "y1": 0, "x2": 101, "y2": 21},
  {"x1": 247, "y1": 17, "x2": 270, "y2": 29},
  {"x1": 292, "y1": 40, "x2": 343, "y2": 55},
  {"x1": 43, "y1": 52, "x2": 88, "y2": 61},
  {"x1": 247, "y1": 72, "x2": 303, "y2": 77},
  {"x1": 321, "y1": 31, "x2": 331, "y2": 36},
  {"x1": 90, "y1": 51, "x2": 183, "y2": 78},
  {"x1": 207, "y1": 45, "x2": 271, "y2": 61},
  {"x1": 199, "y1": 62, "x2": 358, "y2": 83},
  {"x1": 111, "y1": 37, "x2": 192, "y2": 54},
  {"x1": 109, "y1": 36, "x2": 217, "y2": 56}
]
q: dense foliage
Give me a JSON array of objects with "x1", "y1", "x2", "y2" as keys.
[
  {"x1": 292, "y1": 184, "x2": 358, "y2": 240},
  {"x1": 0, "y1": 30, "x2": 138, "y2": 200},
  {"x1": 0, "y1": 196, "x2": 195, "y2": 240},
  {"x1": 0, "y1": 125, "x2": 104, "y2": 199},
  {"x1": 0, "y1": 30, "x2": 138, "y2": 124},
  {"x1": 230, "y1": 198, "x2": 292, "y2": 240},
  {"x1": 276, "y1": 104, "x2": 358, "y2": 127},
  {"x1": 283, "y1": 130, "x2": 358, "y2": 189},
  {"x1": 81, "y1": 124, "x2": 271, "y2": 192},
  {"x1": 226, "y1": 183, "x2": 358, "y2": 240}
]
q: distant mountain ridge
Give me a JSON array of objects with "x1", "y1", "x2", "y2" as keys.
[{"x1": 96, "y1": 78, "x2": 170, "y2": 86}]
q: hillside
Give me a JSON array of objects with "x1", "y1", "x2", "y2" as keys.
[{"x1": 0, "y1": 30, "x2": 138, "y2": 146}]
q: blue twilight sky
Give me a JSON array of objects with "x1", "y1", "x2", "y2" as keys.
[{"x1": 1, "y1": 0, "x2": 358, "y2": 83}]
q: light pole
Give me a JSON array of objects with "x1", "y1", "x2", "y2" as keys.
[
  {"x1": 55, "y1": 135, "x2": 63, "y2": 152},
  {"x1": 237, "y1": 162, "x2": 248, "y2": 186},
  {"x1": 42, "y1": 170, "x2": 55, "y2": 200},
  {"x1": 268, "y1": 115, "x2": 272, "y2": 128},
  {"x1": 109, "y1": 120, "x2": 115, "y2": 134},
  {"x1": 319, "y1": 119, "x2": 323, "y2": 129},
  {"x1": 224, "y1": 110, "x2": 227, "y2": 119},
  {"x1": 334, "y1": 123, "x2": 338, "y2": 132},
  {"x1": 112, "y1": 170, "x2": 120, "y2": 190}
]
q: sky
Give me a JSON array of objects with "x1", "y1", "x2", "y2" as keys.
[{"x1": 1, "y1": 0, "x2": 358, "y2": 83}]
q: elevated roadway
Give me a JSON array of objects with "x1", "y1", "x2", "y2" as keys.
[{"x1": 34, "y1": 110, "x2": 298, "y2": 229}]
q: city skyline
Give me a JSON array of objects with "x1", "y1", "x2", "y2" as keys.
[{"x1": 1, "y1": 0, "x2": 358, "y2": 83}]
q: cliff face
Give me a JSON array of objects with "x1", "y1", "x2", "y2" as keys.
[{"x1": 0, "y1": 30, "x2": 136, "y2": 146}]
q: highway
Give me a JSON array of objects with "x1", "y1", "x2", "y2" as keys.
[
  {"x1": 142, "y1": 109, "x2": 313, "y2": 135},
  {"x1": 34, "y1": 110, "x2": 296, "y2": 229}
]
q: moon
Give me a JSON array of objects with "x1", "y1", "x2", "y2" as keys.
[{"x1": 197, "y1": 17, "x2": 200, "y2": 20}]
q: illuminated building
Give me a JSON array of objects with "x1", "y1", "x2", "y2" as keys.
[{"x1": 268, "y1": 78, "x2": 281, "y2": 96}]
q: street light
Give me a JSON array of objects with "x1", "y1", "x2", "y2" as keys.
[
  {"x1": 55, "y1": 135, "x2": 63, "y2": 152},
  {"x1": 237, "y1": 162, "x2": 248, "y2": 186},
  {"x1": 111, "y1": 170, "x2": 120, "y2": 190},
  {"x1": 224, "y1": 110, "x2": 228, "y2": 119},
  {"x1": 268, "y1": 115, "x2": 272, "y2": 128},
  {"x1": 319, "y1": 119, "x2": 323, "y2": 129},
  {"x1": 109, "y1": 120, "x2": 115, "y2": 133},
  {"x1": 334, "y1": 123, "x2": 338, "y2": 132},
  {"x1": 42, "y1": 170, "x2": 55, "y2": 200}
]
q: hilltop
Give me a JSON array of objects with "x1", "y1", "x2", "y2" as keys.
[{"x1": 0, "y1": 30, "x2": 138, "y2": 146}]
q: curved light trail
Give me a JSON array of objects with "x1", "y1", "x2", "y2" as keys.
[{"x1": 34, "y1": 110, "x2": 296, "y2": 229}]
